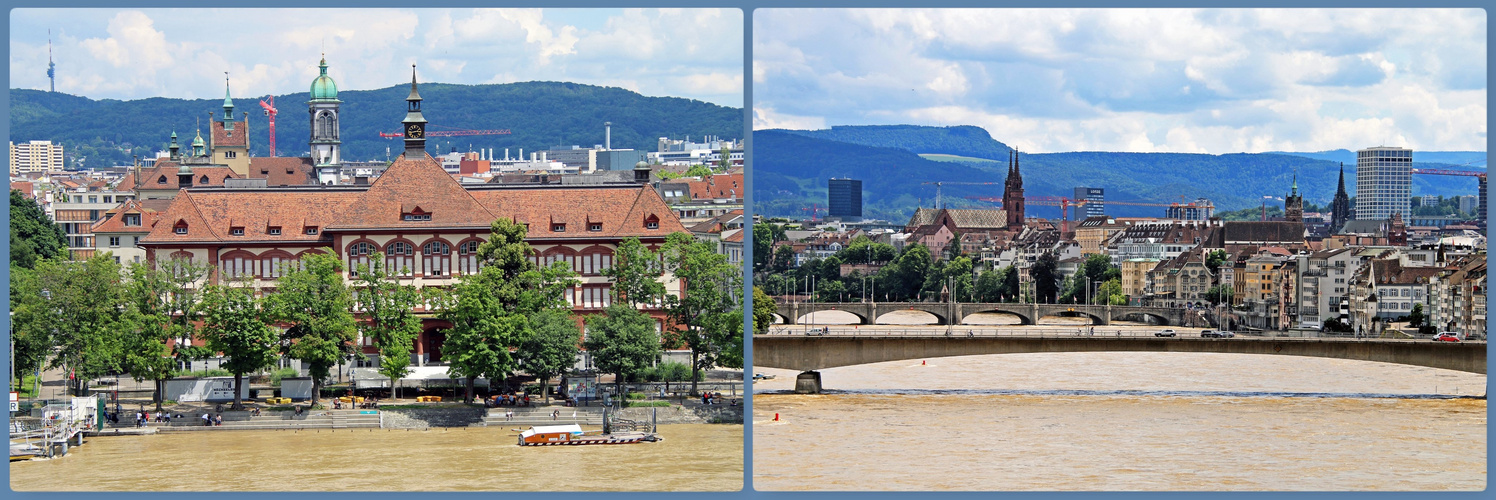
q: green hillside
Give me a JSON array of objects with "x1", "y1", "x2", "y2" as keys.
[
  {"x1": 754, "y1": 126, "x2": 1487, "y2": 221},
  {"x1": 10, "y1": 83, "x2": 743, "y2": 169}
]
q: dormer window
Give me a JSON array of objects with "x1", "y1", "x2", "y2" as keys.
[
  {"x1": 644, "y1": 214, "x2": 660, "y2": 230},
  {"x1": 199, "y1": 175, "x2": 209, "y2": 184},
  {"x1": 157, "y1": 176, "x2": 168, "y2": 184},
  {"x1": 267, "y1": 226, "x2": 282, "y2": 236},
  {"x1": 174, "y1": 225, "x2": 188, "y2": 235},
  {"x1": 403, "y1": 214, "x2": 432, "y2": 221},
  {"x1": 553, "y1": 223, "x2": 566, "y2": 232},
  {"x1": 589, "y1": 223, "x2": 603, "y2": 232},
  {"x1": 305, "y1": 226, "x2": 319, "y2": 235},
  {"x1": 230, "y1": 227, "x2": 245, "y2": 236},
  {"x1": 124, "y1": 214, "x2": 141, "y2": 226}
]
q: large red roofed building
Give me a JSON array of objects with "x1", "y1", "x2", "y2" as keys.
[{"x1": 138, "y1": 68, "x2": 688, "y2": 366}]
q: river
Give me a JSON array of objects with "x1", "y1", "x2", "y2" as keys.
[
  {"x1": 11, "y1": 424, "x2": 742, "y2": 491},
  {"x1": 753, "y1": 315, "x2": 1485, "y2": 491}
]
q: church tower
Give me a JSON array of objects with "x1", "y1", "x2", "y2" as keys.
[
  {"x1": 308, "y1": 56, "x2": 342, "y2": 185},
  {"x1": 210, "y1": 75, "x2": 251, "y2": 176},
  {"x1": 1285, "y1": 174, "x2": 1304, "y2": 223},
  {"x1": 1330, "y1": 163, "x2": 1352, "y2": 233},
  {"x1": 1003, "y1": 150, "x2": 1025, "y2": 231},
  {"x1": 402, "y1": 64, "x2": 428, "y2": 157}
]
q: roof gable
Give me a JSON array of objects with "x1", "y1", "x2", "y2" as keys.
[{"x1": 334, "y1": 152, "x2": 495, "y2": 229}]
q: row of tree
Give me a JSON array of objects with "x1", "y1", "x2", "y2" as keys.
[
  {"x1": 752, "y1": 230, "x2": 1133, "y2": 306},
  {"x1": 11, "y1": 216, "x2": 744, "y2": 410}
]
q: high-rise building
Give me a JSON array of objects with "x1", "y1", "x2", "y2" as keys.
[
  {"x1": 10, "y1": 140, "x2": 65, "y2": 175},
  {"x1": 1074, "y1": 187, "x2": 1104, "y2": 217},
  {"x1": 1165, "y1": 198, "x2": 1215, "y2": 221},
  {"x1": 1354, "y1": 146, "x2": 1412, "y2": 221},
  {"x1": 828, "y1": 178, "x2": 862, "y2": 219},
  {"x1": 1457, "y1": 195, "x2": 1478, "y2": 216}
]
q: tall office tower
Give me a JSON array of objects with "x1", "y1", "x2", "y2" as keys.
[
  {"x1": 1354, "y1": 146, "x2": 1412, "y2": 221},
  {"x1": 1074, "y1": 187, "x2": 1105, "y2": 217},
  {"x1": 828, "y1": 178, "x2": 863, "y2": 219}
]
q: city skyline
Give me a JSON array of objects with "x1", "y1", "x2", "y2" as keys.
[
  {"x1": 9, "y1": 8, "x2": 744, "y2": 107},
  {"x1": 753, "y1": 8, "x2": 1486, "y2": 155}
]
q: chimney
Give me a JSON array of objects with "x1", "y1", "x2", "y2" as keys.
[
  {"x1": 605, "y1": 121, "x2": 612, "y2": 150},
  {"x1": 504, "y1": 148, "x2": 510, "y2": 161}
]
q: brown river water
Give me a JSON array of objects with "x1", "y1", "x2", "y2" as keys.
[
  {"x1": 11, "y1": 424, "x2": 742, "y2": 491},
  {"x1": 754, "y1": 315, "x2": 1486, "y2": 491}
]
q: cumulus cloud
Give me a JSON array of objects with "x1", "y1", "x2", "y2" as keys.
[
  {"x1": 754, "y1": 8, "x2": 1485, "y2": 152},
  {"x1": 10, "y1": 8, "x2": 743, "y2": 107}
]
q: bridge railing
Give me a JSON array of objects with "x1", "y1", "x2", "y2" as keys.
[{"x1": 762, "y1": 326, "x2": 1163, "y2": 338}]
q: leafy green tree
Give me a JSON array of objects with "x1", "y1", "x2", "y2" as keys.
[
  {"x1": 604, "y1": 237, "x2": 666, "y2": 308},
  {"x1": 9, "y1": 266, "x2": 51, "y2": 390},
  {"x1": 265, "y1": 252, "x2": 357, "y2": 405},
  {"x1": 198, "y1": 283, "x2": 279, "y2": 410},
  {"x1": 1032, "y1": 252, "x2": 1061, "y2": 304},
  {"x1": 716, "y1": 309, "x2": 745, "y2": 370},
  {"x1": 1204, "y1": 250, "x2": 1230, "y2": 275},
  {"x1": 770, "y1": 245, "x2": 795, "y2": 274},
  {"x1": 121, "y1": 258, "x2": 210, "y2": 410},
  {"x1": 752, "y1": 286, "x2": 777, "y2": 334},
  {"x1": 584, "y1": 304, "x2": 661, "y2": 404},
  {"x1": 1096, "y1": 278, "x2": 1127, "y2": 305},
  {"x1": 12, "y1": 256, "x2": 129, "y2": 396},
  {"x1": 519, "y1": 309, "x2": 581, "y2": 404},
  {"x1": 753, "y1": 224, "x2": 774, "y2": 272},
  {"x1": 685, "y1": 164, "x2": 714, "y2": 178},
  {"x1": 717, "y1": 146, "x2": 732, "y2": 169},
  {"x1": 894, "y1": 244, "x2": 933, "y2": 300},
  {"x1": 1203, "y1": 284, "x2": 1235, "y2": 306},
  {"x1": 654, "y1": 360, "x2": 693, "y2": 394},
  {"x1": 1408, "y1": 303, "x2": 1426, "y2": 329},
  {"x1": 10, "y1": 190, "x2": 68, "y2": 269},
  {"x1": 661, "y1": 232, "x2": 742, "y2": 394},
  {"x1": 440, "y1": 218, "x2": 576, "y2": 402},
  {"x1": 816, "y1": 279, "x2": 848, "y2": 302},
  {"x1": 353, "y1": 253, "x2": 423, "y2": 399}
]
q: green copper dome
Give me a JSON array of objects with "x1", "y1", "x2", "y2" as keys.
[{"x1": 310, "y1": 57, "x2": 339, "y2": 100}]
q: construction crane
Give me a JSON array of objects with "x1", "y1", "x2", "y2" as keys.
[
  {"x1": 968, "y1": 195, "x2": 1213, "y2": 232},
  {"x1": 920, "y1": 181, "x2": 1001, "y2": 209},
  {"x1": 258, "y1": 95, "x2": 278, "y2": 157},
  {"x1": 378, "y1": 128, "x2": 512, "y2": 138},
  {"x1": 1412, "y1": 161, "x2": 1488, "y2": 223},
  {"x1": 801, "y1": 204, "x2": 824, "y2": 223}
]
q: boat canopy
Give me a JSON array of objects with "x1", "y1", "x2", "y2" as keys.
[{"x1": 520, "y1": 425, "x2": 585, "y2": 438}]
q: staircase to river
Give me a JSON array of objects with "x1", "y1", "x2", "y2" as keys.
[{"x1": 480, "y1": 407, "x2": 605, "y2": 427}]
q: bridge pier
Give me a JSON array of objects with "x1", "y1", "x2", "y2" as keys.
[{"x1": 794, "y1": 371, "x2": 822, "y2": 394}]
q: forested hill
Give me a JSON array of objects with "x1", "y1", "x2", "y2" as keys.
[
  {"x1": 772, "y1": 124, "x2": 1014, "y2": 160},
  {"x1": 10, "y1": 83, "x2": 743, "y2": 168},
  {"x1": 754, "y1": 126, "x2": 1487, "y2": 221}
]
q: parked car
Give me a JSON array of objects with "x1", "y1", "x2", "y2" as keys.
[
  {"x1": 1201, "y1": 330, "x2": 1234, "y2": 338},
  {"x1": 1434, "y1": 332, "x2": 1461, "y2": 342},
  {"x1": 1154, "y1": 329, "x2": 1177, "y2": 337}
]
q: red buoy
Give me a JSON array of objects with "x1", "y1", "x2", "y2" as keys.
[
  {"x1": 774, "y1": 413, "x2": 780, "y2": 421},
  {"x1": 922, "y1": 360, "x2": 926, "y2": 365}
]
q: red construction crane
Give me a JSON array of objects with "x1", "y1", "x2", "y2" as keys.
[
  {"x1": 1413, "y1": 164, "x2": 1488, "y2": 223},
  {"x1": 378, "y1": 128, "x2": 513, "y2": 138},
  {"x1": 259, "y1": 95, "x2": 277, "y2": 157},
  {"x1": 801, "y1": 204, "x2": 824, "y2": 223}
]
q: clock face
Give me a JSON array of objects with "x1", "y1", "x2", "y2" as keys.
[{"x1": 406, "y1": 124, "x2": 423, "y2": 138}]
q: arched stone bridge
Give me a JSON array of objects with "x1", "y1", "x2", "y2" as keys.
[
  {"x1": 753, "y1": 335, "x2": 1487, "y2": 393},
  {"x1": 772, "y1": 300, "x2": 1193, "y2": 326}
]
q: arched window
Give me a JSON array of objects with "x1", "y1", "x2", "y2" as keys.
[
  {"x1": 458, "y1": 240, "x2": 481, "y2": 275},
  {"x1": 348, "y1": 241, "x2": 376, "y2": 276},
  {"x1": 422, "y1": 241, "x2": 451, "y2": 277},
  {"x1": 261, "y1": 251, "x2": 295, "y2": 279},
  {"x1": 219, "y1": 251, "x2": 256, "y2": 280},
  {"x1": 386, "y1": 241, "x2": 414, "y2": 277}
]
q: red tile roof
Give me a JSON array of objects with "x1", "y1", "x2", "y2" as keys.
[
  {"x1": 135, "y1": 161, "x2": 243, "y2": 189},
  {"x1": 333, "y1": 152, "x2": 496, "y2": 230},
  {"x1": 248, "y1": 157, "x2": 316, "y2": 186},
  {"x1": 91, "y1": 199, "x2": 164, "y2": 234},
  {"x1": 686, "y1": 173, "x2": 744, "y2": 200},
  {"x1": 10, "y1": 182, "x2": 34, "y2": 199},
  {"x1": 142, "y1": 189, "x2": 359, "y2": 243},
  {"x1": 470, "y1": 184, "x2": 687, "y2": 239},
  {"x1": 211, "y1": 120, "x2": 249, "y2": 148}
]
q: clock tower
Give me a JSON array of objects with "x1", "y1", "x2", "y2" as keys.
[{"x1": 402, "y1": 64, "x2": 427, "y2": 156}]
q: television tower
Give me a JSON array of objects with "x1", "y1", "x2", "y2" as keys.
[{"x1": 47, "y1": 29, "x2": 55, "y2": 92}]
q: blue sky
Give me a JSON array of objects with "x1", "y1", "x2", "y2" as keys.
[
  {"x1": 753, "y1": 8, "x2": 1486, "y2": 154},
  {"x1": 11, "y1": 8, "x2": 743, "y2": 107}
]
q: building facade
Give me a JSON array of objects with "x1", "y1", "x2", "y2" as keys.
[
  {"x1": 1074, "y1": 187, "x2": 1104, "y2": 218},
  {"x1": 10, "y1": 140, "x2": 65, "y2": 175},
  {"x1": 828, "y1": 178, "x2": 863, "y2": 219},
  {"x1": 1355, "y1": 146, "x2": 1412, "y2": 221}
]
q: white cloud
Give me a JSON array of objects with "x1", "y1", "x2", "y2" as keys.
[
  {"x1": 10, "y1": 8, "x2": 742, "y2": 107},
  {"x1": 755, "y1": 8, "x2": 1485, "y2": 152},
  {"x1": 754, "y1": 107, "x2": 825, "y2": 130}
]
